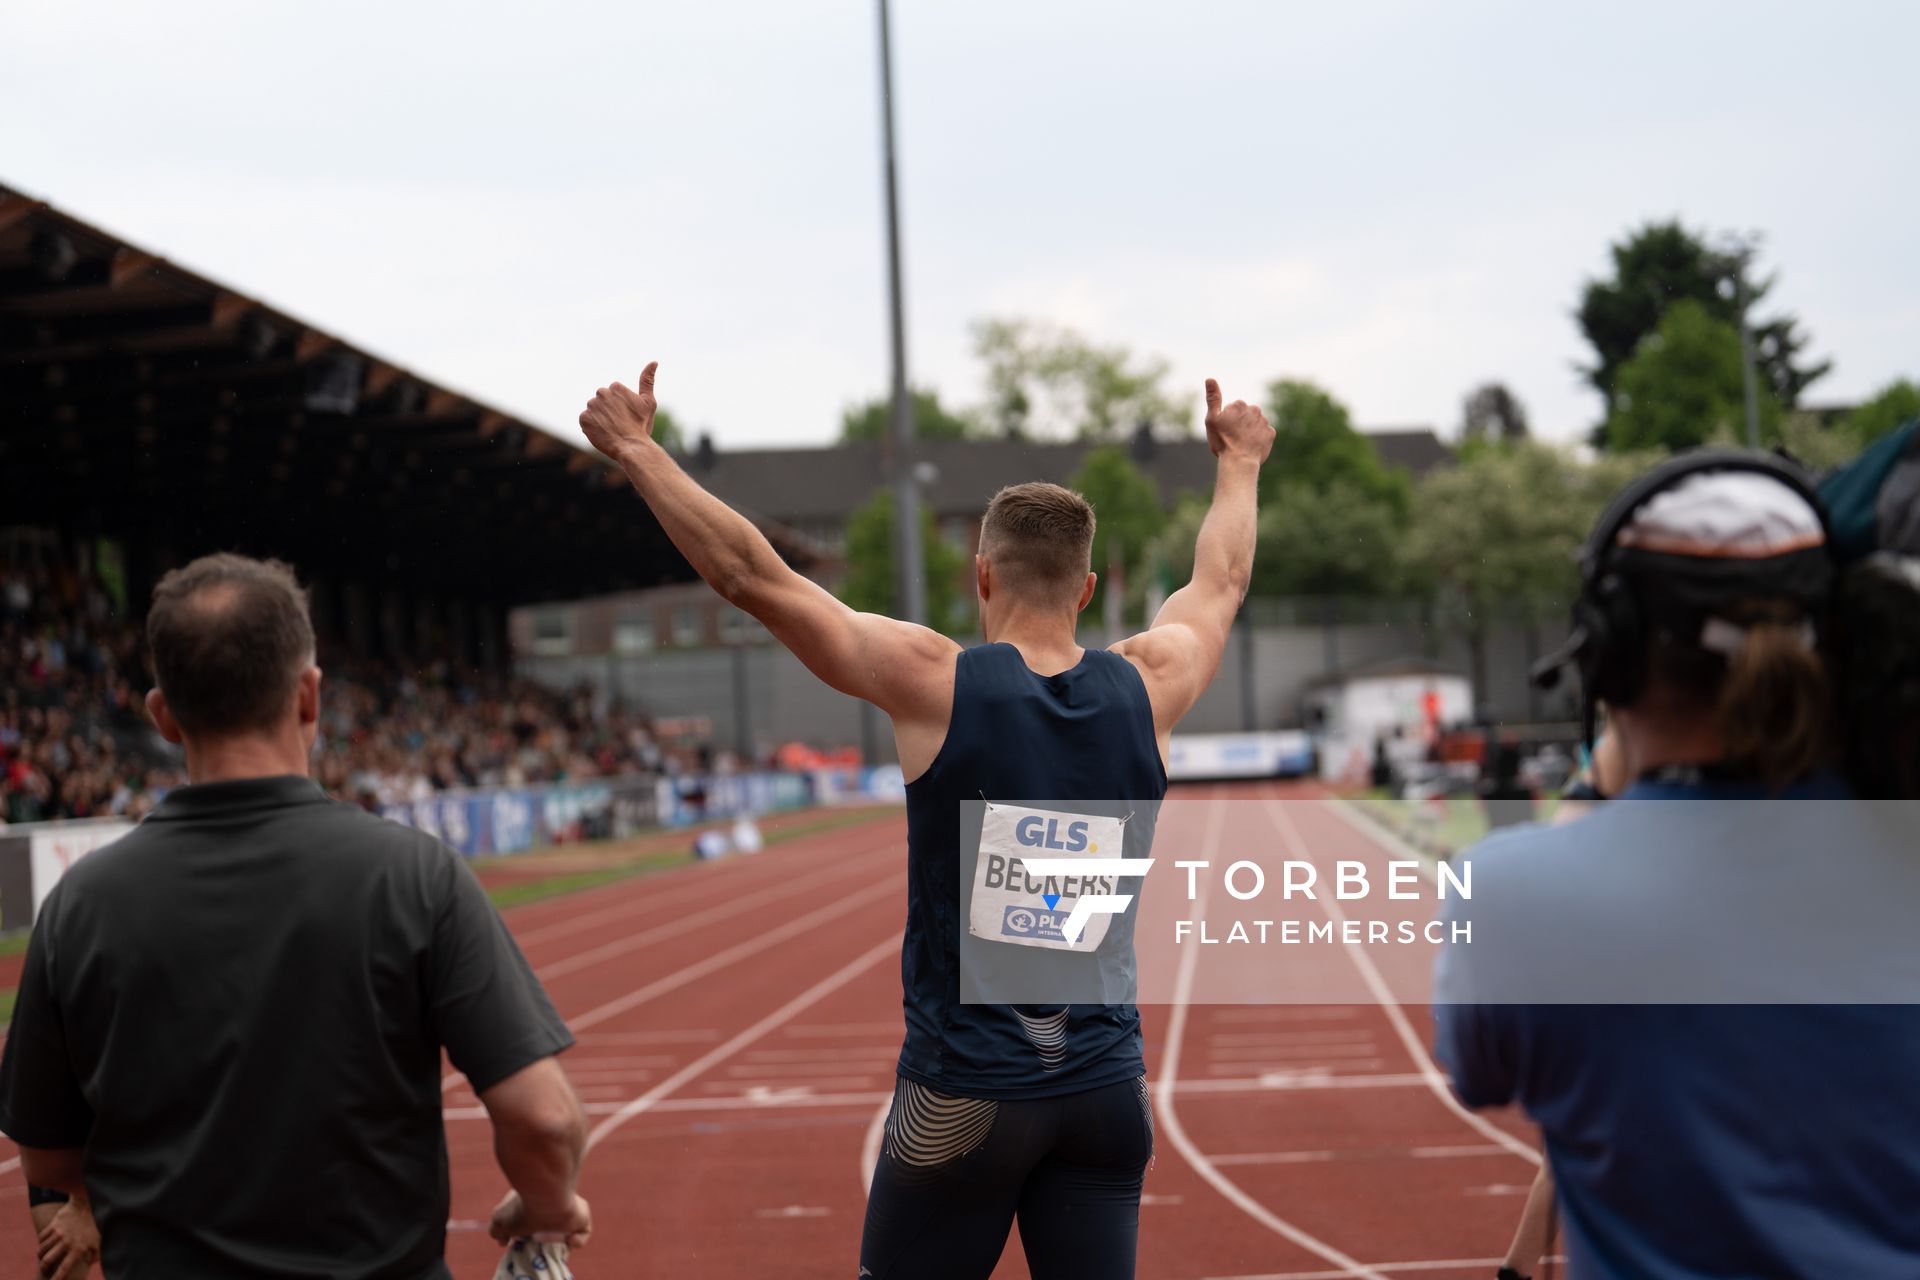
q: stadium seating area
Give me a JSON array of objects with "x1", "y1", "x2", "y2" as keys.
[{"x1": 0, "y1": 553, "x2": 727, "y2": 825}]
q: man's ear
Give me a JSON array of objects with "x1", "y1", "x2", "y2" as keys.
[
  {"x1": 975, "y1": 555, "x2": 991, "y2": 603},
  {"x1": 1076, "y1": 572, "x2": 1097, "y2": 614},
  {"x1": 146, "y1": 688, "x2": 183, "y2": 745},
  {"x1": 296, "y1": 666, "x2": 321, "y2": 728}
]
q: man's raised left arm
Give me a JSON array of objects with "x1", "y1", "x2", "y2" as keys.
[{"x1": 579, "y1": 364, "x2": 957, "y2": 723}]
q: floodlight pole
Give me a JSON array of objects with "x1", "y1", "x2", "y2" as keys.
[{"x1": 877, "y1": 0, "x2": 927, "y2": 626}]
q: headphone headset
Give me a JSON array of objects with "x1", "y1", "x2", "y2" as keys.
[{"x1": 1530, "y1": 449, "x2": 1834, "y2": 733}]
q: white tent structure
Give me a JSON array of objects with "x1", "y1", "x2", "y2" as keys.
[{"x1": 1304, "y1": 657, "x2": 1474, "y2": 785}]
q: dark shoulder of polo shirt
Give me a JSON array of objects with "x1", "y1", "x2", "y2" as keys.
[{"x1": 31, "y1": 776, "x2": 570, "y2": 1106}]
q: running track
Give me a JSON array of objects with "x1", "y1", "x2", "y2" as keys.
[{"x1": 0, "y1": 782, "x2": 1547, "y2": 1279}]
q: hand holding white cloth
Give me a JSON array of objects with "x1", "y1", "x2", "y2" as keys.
[{"x1": 493, "y1": 1238, "x2": 575, "y2": 1280}]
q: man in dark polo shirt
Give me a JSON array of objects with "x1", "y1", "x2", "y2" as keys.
[{"x1": 0, "y1": 554, "x2": 590, "y2": 1278}]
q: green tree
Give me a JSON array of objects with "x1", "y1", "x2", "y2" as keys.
[
  {"x1": 1069, "y1": 446, "x2": 1166, "y2": 624},
  {"x1": 1604, "y1": 300, "x2": 1781, "y2": 452},
  {"x1": 652, "y1": 407, "x2": 685, "y2": 452},
  {"x1": 973, "y1": 318, "x2": 1187, "y2": 441},
  {"x1": 1263, "y1": 378, "x2": 1411, "y2": 516},
  {"x1": 1408, "y1": 444, "x2": 1650, "y2": 706},
  {"x1": 1578, "y1": 220, "x2": 1828, "y2": 429},
  {"x1": 1460, "y1": 382, "x2": 1529, "y2": 445},
  {"x1": 838, "y1": 489, "x2": 971, "y2": 635},
  {"x1": 1765, "y1": 413, "x2": 1865, "y2": 471},
  {"x1": 1253, "y1": 482, "x2": 1404, "y2": 598},
  {"x1": 838, "y1": 389, "x2": 975, "y2": 444},
  {"x1": 1844, "y1": 378, "x2": 1920, "y2": 446}
]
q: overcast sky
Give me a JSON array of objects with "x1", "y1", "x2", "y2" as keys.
[{"x1": 7, "y1": 1, "x2": 1916, "y2": 449}]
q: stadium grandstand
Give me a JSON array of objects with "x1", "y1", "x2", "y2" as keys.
[{"x1": 0, "y1": 185, "x2": 834, "y2": 852}]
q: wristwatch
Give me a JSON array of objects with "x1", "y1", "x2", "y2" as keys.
[{"x1": 1496, "y1": 1269, "x2": 1532, "y2": 1280}]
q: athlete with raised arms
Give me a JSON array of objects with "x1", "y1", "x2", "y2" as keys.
[{"x1": 580, "y1": 364, "x2": 1272, "y2": 1279}]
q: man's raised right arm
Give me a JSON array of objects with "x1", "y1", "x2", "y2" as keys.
[
  {"x1": 1113, "y1": 379, "x2": 1273, "y2": 746},
  {"x1": 578, "y1": 364, "x2": 957, "y2": 729}
]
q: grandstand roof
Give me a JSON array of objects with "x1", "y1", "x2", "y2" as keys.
[{"x1": 0, "y1": 184, "x2": 795, "y2": 606}]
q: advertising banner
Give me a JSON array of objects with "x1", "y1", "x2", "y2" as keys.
[
  {"x1": 29, "y1": 820, "x2": 135, "y2": 921},
  {"x1": 1166, "y1": 731, "x2": 1316, "y2": 781},
  {"x1": 808, "y1": 764, "x2": 907, "y2": 807},
  {"x1": 379, "y1": 772, "x2": 803, "y2": 853},
  {"x1": 655, "y1": 771, "x2": 811, "y2": 828}
]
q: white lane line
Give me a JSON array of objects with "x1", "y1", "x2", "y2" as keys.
[
  {"x1": 442, "y1": 877, "x2": 901, "y2": 1093},
  {"x1": 1175, "y1": 1072, "x2": 1434, "y2": 1094},
  {"x1": 1209, "y1": 1008, "x2": 1359, "y2": 1023},
  {"x1": 1324, "y1": 797, "x2": 1441, "y2": 881},
  {"x1": 1211, "y1": 1144, "x2": 1510, "y2": 1167},
  {"x1": 510, "y1": 855, "x2": 781, "y2": 947},
  {"x1": 1209, "y1": 1059, "x2": 1386, "y2": 1075},
  {"x1": 574, "y1": 1083, "x2": 651, "y2": 1099},
  {"x1": 720, "y1": 1062, "x2": 885, "y2": 1077},
  {"x1": 0, "y1": 1157, "x2": 17, "y2": 1175},
  {"x1": 448, "y1": 1090, "x2": 896, "y2": 1121},
  {"x1": 585, "y1": 932, "x2": 902, "y2": 1150},
  {"x1": 1207, "y1": 1030, "x2": 1377, "y2": 1046},
  {"x1": 1265, "y1": 795, "x2": 1541, "y2": 1169},
  {"x1": 543, "y1": 1055, "x2": 678, "y2": 1069},
  {"x1": 859, "y1": 1092, "x2": 891, "y2": 1191},
  {"x1": 577, "y1": 1028, "x2": 722, "y2": 1043},
  {"x1": 534, "y1": 846, "x2": 895, "y2": 980},
  {"x1": 446, "y1": 1065, "x2": 1473, "y2": 1124},
  {"x1": 1156, "y1": 790, "x2": 1392, "y2": 1280},
  {"x1": 509, "y1": 820, "x2": 901, "y2": 946},
  {"x1": 569, "y1": 880, "x2": 901, "y2": 1034},
  {"x1": 784, "y1": 1022, "x2": 902, "y2": 1038},
  {"x1": 740, "y1": 1047, "x2": 900, "y2": 1063},
  {"x1": 695, "y1": 1078, "x2": 883, "y2": 1094},
  {"x1": 1207, "y1": 1043, "x2": 1383, "y2": 1060},
  {"x1": 1206, "y1": 1259, "x2": 1544, "y2": 1280}
]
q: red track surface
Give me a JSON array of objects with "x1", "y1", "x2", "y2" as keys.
[{"x1": 0, "y1": 782, "x2": 1545, "y2": 1279}]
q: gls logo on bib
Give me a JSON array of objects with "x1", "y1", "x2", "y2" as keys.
[{"x1": 967, "y1": 802, "x2": 1152, "y2": 951}]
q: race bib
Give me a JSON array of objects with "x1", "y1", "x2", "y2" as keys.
[{"x1": 967, "y1": 803, "x2": 1131, "y2": 953}]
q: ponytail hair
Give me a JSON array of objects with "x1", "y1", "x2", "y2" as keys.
[
  {"x1": 1646, "y1": 598, "x2": 1833, "y2": 792},
  {"x1": 1715, "y1": 615, "x2": 1831, "y2": 792}
]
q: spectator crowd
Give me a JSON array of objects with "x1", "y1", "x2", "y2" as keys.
[{"x1": 1, "y1": 548, "x2": 735, "y2": 826}]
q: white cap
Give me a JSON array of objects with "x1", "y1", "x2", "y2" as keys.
[{"x1": 1617, "y1": 472, "x2": 1825, "y2": 560}]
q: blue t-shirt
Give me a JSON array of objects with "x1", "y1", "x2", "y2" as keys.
[
  {"x1": 1434, "y1": 775, "x2": 1920, "y2": 1278},
  {"x1": 899, "y1": 643, "x2": 1166, "y2": 1099}
]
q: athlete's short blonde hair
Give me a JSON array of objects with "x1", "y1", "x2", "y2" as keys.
[{"x1": 978, "y1": 482, "x2": 1096, "y2": 599}]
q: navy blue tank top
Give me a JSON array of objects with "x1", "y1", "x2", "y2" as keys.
[{"x1": 898, "y1": 642, "x2": 1168, "y2": 1099}]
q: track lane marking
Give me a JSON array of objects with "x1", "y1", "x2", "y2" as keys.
[
  {"x1": 505, "y1": 814, "x2": 902, "y2": 946},
  {"x1": 1156, "y1": 789, "x2": 1393, "y2": 1280},
  {"x1": 1206, "y1": 1258, "x2": 1557, "y2": 1280},
  {"x1": 1212, "y1": 1144, "x2": 1512, "y2": 1166},
  {"x1": 444, "y1": 876, "x2": 902, "y2": 1093},
  {"x1": 1264, "y1": 793, "x2": 1540, "y2": 1167},
  {"x1": 532, "y1": 842, "x2": 899, "y2": 980},
  {"x1": 568, "y1": 882, "x2": 902, "y2": 1034},
  {"x1": 858, "y1": 1092, "x2": 890, "y2": 1191},
  {"x1": 584, "y1": 932, "x2": 903, "y2": 1150}
]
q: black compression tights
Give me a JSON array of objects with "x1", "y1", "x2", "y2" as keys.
[{"x1": 858, "y1": 1075, "x2": 1154, "y2": 1280}]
